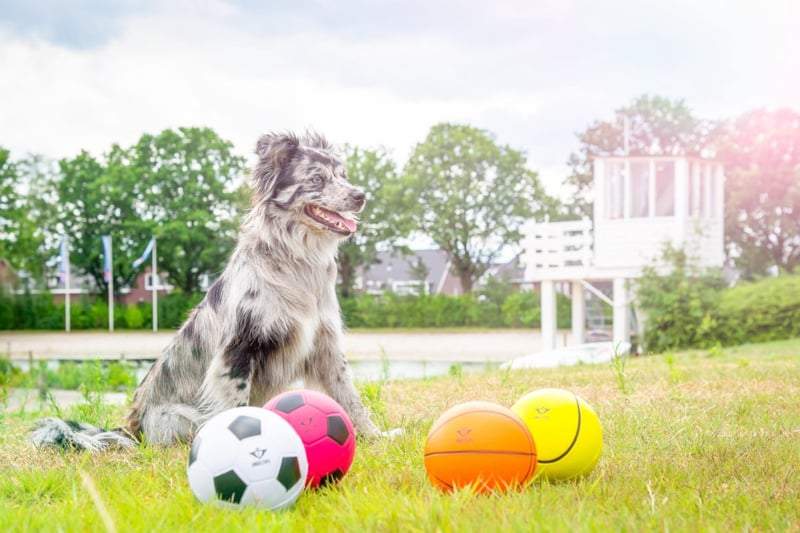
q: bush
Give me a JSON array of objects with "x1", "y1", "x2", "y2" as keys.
[
  {"x1": 637, "y1": 245, "x2": 800, "y2": 352},
  {"x1": 339, "y1": 286, "x2": 571, "y2": 329},
  {"x1": 123, "y1": 305, "x2": 145, "y2": 329},
  {"x1": 715, "y1": 275, "x2": 800, "y2": 345},
  {"x1": 636, "y1": 245, "x2": 726, "y2": 352},
  {"x1": 0, "y1": 290, "x2": 204, "y2": 331}
]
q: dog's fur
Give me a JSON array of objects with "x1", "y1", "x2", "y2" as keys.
[{"x1": 32, "y1": 132, "x2": 380, "y2": 451}]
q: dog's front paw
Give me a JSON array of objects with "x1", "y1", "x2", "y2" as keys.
[{"x1": 380, "y1": 427, "x2": 404, "y2": 439}]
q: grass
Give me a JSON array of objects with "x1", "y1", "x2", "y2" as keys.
[{"x1": 1, "y1": 338, "x2": 799, "y2": 531}]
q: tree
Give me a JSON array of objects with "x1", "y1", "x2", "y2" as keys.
[
  {"x1": 566, "y1": 95, "x2": 714, "y2": 216},
  {"x1": 53, "y1": 147, "x2": 145, "y2": 294},
  {"x1": 715, "y1": 108, "x2": 800, "y2": 276},
  {"x1": 403, "y1": 123, "x2": 552, "y2": 293},
  {"x1": 0, "y1": 149, "x2": 48, "y2": 281},
  {"x1": 130, "y1": 127, "x2": 246, "y2": 293},
  {"x1": 337, "y1": 146, "x2": 410, "y2": 297}
]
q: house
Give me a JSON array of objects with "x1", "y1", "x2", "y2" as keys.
[
  {"x1": 357, "y1": 249, "x2": 463, "y2": 296},
  {"x1": 358, "y1": 249, "x2": 531, "y2": 296},
  {"x1": 118, "y1": 266, "x2": 173, "y2": 305},
  {"x1": 521, "y1": 155, "x2": 725, "y2": 349},
  {"x1": 0, "y1": 258, "x2": 18, "y2": 291},
  {"x1": 479, "y1": 253, "x2": 532, "y2": 291}
]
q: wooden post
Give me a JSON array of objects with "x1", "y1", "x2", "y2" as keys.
[
  {"x1": 541, "y1": 280, "x2": 556, "y2": 351},
  {"x1": 151, "y1": 238, "x2": 158, "y2": 332},
  {"x1": 613, "y1": 277, "x2": 629, "y2": 349},
  {"x1": 571, "y1": 281, "x2": 585, "y2": 345}
]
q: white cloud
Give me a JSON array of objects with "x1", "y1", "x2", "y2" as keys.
[{"x1": 1, "y1": 0, "x2": 799, "y2": 199}]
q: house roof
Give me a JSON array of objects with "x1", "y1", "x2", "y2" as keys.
[{"x1": 362, "y1": 249, "x2": 450, "y2": 286}]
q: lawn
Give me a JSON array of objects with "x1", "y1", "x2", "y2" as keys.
[{"x1": 1, "y1": 339, "x2": 799, "y2": 532}]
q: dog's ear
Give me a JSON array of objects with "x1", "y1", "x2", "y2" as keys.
[{"x1": 253, "y1": 133, "x2": 299, "y2": 196}]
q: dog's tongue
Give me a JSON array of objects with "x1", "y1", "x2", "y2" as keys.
[
  {"x1": 322, "y1": 207, "x2": 357, "y2": 233},
  {"x1": 336, "y1": 213, "x2": 357, "y2": 233}
]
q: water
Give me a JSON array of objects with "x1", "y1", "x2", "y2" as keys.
[{"x1": 11, "y1": 358, "x2": 497, "y2": 385}]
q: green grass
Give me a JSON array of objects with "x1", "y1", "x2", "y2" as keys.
[{"x1": 2, "y1": 339, "x2": 799, "y2": 531}]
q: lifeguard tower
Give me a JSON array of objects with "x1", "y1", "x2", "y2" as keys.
[{"x1": 521, "y1": 155, "x2": 725, "y2": 352}]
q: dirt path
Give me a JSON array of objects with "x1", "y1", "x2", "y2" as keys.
[{"x1": 0, "y1": 330, "x2": 574, "y2": 362}]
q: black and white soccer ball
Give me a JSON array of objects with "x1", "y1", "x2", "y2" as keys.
[{"x1": 187, "y1": 407, "x2": 308, "y2": 510}]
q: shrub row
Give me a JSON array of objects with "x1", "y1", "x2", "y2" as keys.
[
  {"x1": 0, "y1": 292, "x2": 203, "y2": 330},
  {"x1": 0, "y1": 289, "x2": 571, "y2": 330},
  {"x1": 714, "y1": 275, "x2": 800, "y2": 345},
  {"x1": 638, "y1": 254, "x2": 800, "y2": 352},
  {"x1": 340, "y1": 292, "x2": 571, "y2": 329}
]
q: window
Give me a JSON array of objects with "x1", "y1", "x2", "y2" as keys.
[
  {"x1": 145, "y1": 274, "x2": 160, "y2": 290},
  {"x1": 604, "y1": 161, "x2": 624, "y2": 219},
  {"x1": 629, "y1": 161, "x2": 650, "y2": 218},
  {"x1": 654, "y1": 161, "x2": 675, "y2": 216}
]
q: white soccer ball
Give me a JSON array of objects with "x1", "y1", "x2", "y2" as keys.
[{"x1": 187, "y1": 407, "x2": 308, "y2": 510}]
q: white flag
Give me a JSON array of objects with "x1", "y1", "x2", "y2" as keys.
[{"x1": 132, "y1": 237, "x2": 156, "y2": 269}]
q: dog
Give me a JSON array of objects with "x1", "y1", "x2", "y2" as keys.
[{"x1": 32, "y1": 132, "x2": 382, "y2": 451}]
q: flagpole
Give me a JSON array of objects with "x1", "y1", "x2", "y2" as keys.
[
  {"x1": 108, "y1": 236, "x2": 114, "y2": 332},
  {"x1": 152, "y1": 237, "x2": 158, "y2": 332},
  {"x1": 65, "y1": 237, "x2": 71, "y2": 333}
]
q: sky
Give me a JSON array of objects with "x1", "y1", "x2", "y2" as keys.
[{"x1": 1, "y1": 0, "x2": 799, "y2": 197}]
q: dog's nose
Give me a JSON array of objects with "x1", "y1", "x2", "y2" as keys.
[{"x1": 352, "y1": 190, "x2": 366, "y2": 206}]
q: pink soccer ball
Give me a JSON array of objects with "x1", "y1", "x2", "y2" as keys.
[{"x1": 264, "y1": 390, "x2": 356, "y2": 488}]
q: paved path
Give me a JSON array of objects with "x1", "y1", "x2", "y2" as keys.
[{"x1": 0, "y1": 330, "x2": 574, "y2": 363}]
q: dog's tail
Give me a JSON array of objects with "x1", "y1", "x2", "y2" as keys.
[{"x1": 30, "y1": 418, "x2": 137, "y2": 452}]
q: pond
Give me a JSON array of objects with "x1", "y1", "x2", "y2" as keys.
[{"x1": 11, "y1": 357, "x2": 498, "y2": 386}]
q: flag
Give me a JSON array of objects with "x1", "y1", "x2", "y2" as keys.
[
  {"x1": 132, "y1": 237, "x2": 155, "y2": 269},
  {"x1": 57, "y1": 237, "x2": 68, "y2": 282},
  {"x1": 101, "y1": 235, "x2": 112, "y2": 282}
]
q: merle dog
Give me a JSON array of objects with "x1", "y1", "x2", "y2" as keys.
[{"x1": 32, "y1": 132, "x2": 383, "y2": 451}]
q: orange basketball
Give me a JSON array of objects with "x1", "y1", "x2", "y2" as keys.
[{"x1": 424, "y1": 401, "x2": 537, "y2": 493}]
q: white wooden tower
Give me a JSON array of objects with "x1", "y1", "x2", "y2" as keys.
[{"x1": 522, "y1": 155, "x2": 725, "y2": 351}]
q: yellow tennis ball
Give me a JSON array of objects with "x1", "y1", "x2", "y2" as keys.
[{"x1": 511, "y1": 388, "x2": 602, "y2": 480}]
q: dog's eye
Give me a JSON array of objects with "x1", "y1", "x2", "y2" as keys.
[{"x1": 310, "y1": 174, "x2": 324, "y2": 187}]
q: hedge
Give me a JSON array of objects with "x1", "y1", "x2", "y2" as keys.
[
  {"x1": 715, "y1": 275, "x2": 800, "y2": 345},
  {"x1": 339, "y1": 292, "x2": 572, "y2": 329},
  {"x1": 0, "y1": 292, "x2": 203, "y2": 330},
  {"x1": 638, "y1": 270, "x2": 800, "y2": 353},
  {"x1": 0, "y1": 290, "x2": 571, "y2": 330}
]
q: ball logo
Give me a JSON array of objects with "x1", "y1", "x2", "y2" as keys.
[
  {"x1": 534, "y1": 406, "x2": 550, "y2": 419},
  {"x1": 250, "y1": 447, "x2": 268, "y2": 459},
  {"x1": 249, "y1": 447, "x2": 271, "y2": 467},
  {"x1": 455, "y1": 427, "x2": 473, "y2": 443}
]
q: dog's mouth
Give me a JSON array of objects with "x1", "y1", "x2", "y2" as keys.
[{"x1": 304, "y1": 204, "x2": 357, "y2": 235}]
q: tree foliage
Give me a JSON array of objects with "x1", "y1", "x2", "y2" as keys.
[
  {"x1": 53, "y1": 147, "x2": 144, "y2": 294},
  {"x1": 715, "y1": 108, "x2": 800, "y2": 276},
  {"x1": 337, "y1": 146, "x2": 410, "y2": 297},
  {"x1": 129, "y1": 127, "x2": 246, "y2": 293},
  {"x1": 0, "y1": 149, "x2": 47, "y2": 280},
  {"x1": 566, "y1": 95, "x2": 714, "y2": 216},
  {"x1": 51, "y1": 128, "x2": 246, "y2": 294},
  {"x1": 403, "y1": 123, "x2": 552, "y2": 292}
]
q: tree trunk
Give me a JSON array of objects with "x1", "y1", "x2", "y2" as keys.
[
  {"x1": 338, "y1": 256, "x2": 355, "y2": 298},
  {"x1": 457, "y1": 270, "x2": 473, "y2": 294}
]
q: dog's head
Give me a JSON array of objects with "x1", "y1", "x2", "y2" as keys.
[{"x1": 252, "y1": 132, "x2": 365, "y2": 238}]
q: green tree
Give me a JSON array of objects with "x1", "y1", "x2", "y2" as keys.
[
  {"x1": 566, "y1": 95, "x2": 714, "y2": 216},
  {"x1": 337, "y1": 146, "x2": 410, "y2": 297},
  {"x1": 0, "y1": 149, "x2": 48, "y2": 281},
  {"x1": 715, "y1": 108, "x2": 800, "y2": 276},
  {"x1": 403, "y1": 123, "x2": 552, "y2": 293},
  {"x1": 53, "y1": 147, "x2": 145, "y2": 294},
  {"x1": 130, "y1": 127, "x2": 246, "y2": 293}
]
